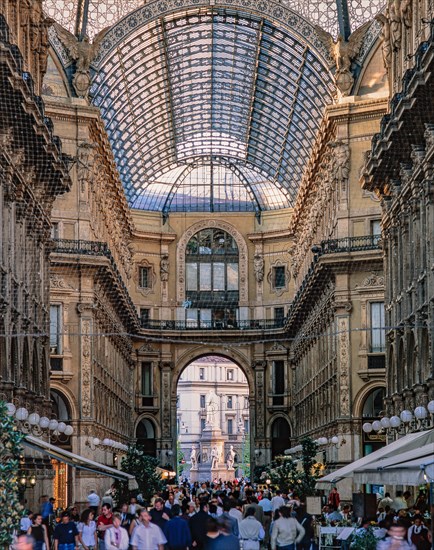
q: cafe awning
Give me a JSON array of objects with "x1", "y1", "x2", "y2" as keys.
[
  {"x1": 24, "y1": 435, "x2": 138, "y2": 489},
  {"x1": 316, "y1": 429, "x2": 434, "y2": 486},
  {"x1": 352, "y1": 443, "x2": 434, "y2": 485}
]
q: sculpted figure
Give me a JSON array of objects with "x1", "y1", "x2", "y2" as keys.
[
  {"x1": 315, "y1": 22, "x2": 370, "y2": 96},
  {"x1": 375, "y1": 11, "x2": 392, "y2": 70},
  {"x1": 388, "y1": 0, "x2": 402, "y2": 50},
  {"x1": 226, "y1": 445, "x2": 235, "y2": 470},
  {"x1": 211, "y1": 446, "x2": 219, "y2": 469},
  {"x1": 205, "y1": 391, "x2": 218, "y2": 427},
  {"x1": 54, "y1": 24, "x2": 109, "y2": 97},
  {"x1": 400, "y1": 0, "x2": 412, "y2": 29},
  {"x1": 190, "y1": 445, "x2": 198, "y2": 470},
  {"x1": 330, "y1": 141, "x2": 350, "y2": 185},
  {"x1": 253, "y1": 253, "x2": 264, "y2": 283},
  {"x1": 160, "y1": 254, "x2": 169, "y2": 282}
]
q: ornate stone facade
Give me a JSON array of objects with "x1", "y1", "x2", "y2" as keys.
[
  {"x1": 0, "y1": 13, "x2": 70, "y2": 406},
  {"x1": 0, "y1": 0, "x2": 406, "y2": 506},
  {"x1": 362, "y1": 0, "x2": 434, "y2": 417}
]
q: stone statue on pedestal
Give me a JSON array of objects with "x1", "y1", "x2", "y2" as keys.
[
  {"x1": 190, "y1": 444, "x2": 198, "y2": 470},
  {"x1": 226, "y1": 445, "x2": 235, "y2": 470},
  {"x1": 211, "y1": 445, "x2": 219, "y2": 469},
  {"x1": 205, "y1": 390, "x2": 218, "y2": 428}
]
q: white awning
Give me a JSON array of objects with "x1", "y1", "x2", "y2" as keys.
[
  {"x1": 24, "y1": 435, "x2": 138, "y2": 490},
  {"x1": 316, "y1": 429, "x2": 434, "y2": 486},
  {"x1": 353, "y1": 443, "x2": 434, "y2": 485}
]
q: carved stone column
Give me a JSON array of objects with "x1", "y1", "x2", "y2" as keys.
[
  {"x1": 252, "y1": 360, "x2": 266, "y2": 444},
  {"x1": 77, "y1": 304, "x2": 93, "y2": 419},
  {"x1": 336, "y1": 306, "x2": 352, "y2": 419},
  {"x1": 160, "y1": 360, "x2": 173, "y2": 446}
]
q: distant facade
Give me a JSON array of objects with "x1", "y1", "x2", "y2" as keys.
[{"x1": 177, "y1": 357, "x2": 250, "y2": 471}]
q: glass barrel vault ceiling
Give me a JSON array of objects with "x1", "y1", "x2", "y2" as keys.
[
  {"x1": 45, "y1": 1, "x2": 385, "y2": 212},
  {"x1": 90, "y1": 10, "x2": 336, "y2": 212}
]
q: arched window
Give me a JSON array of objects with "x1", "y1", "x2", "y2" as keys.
[
  {"x1": 136, "y1": 418, "x2": 157, "y2": 457},
  {"x1": 362, "y1": 387, "x2": 386, "y2": 456},
  {"x1": 271, "y1": 417, "x2": 291, "y2": 458},
  {"x1": 362, "y1": 387, "x2": 385, "y2": 418},
  {"x1": 185, "y1": 228, "x2": 239, "y2": 328},
  {"x1": 51, "y1": 390, "x2": 71, "y2": 421}
]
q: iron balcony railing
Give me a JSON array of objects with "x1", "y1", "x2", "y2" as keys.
[
  {"x1": 314, "y1": 234, "x2": 381, "y2": 255},
  {"x1": 51, "y1": 239, "x2": 138, "y2": 325},
  {"x1": 52, "y1": 239, "x2": 109, "y2": 256},
  {"x1": 140, "y1": 318, "x2": 285, "y2": 330}
]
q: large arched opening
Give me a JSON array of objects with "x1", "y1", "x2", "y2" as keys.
[
  {"x1": 270, "y1": 417, "x2": 292, "y2": 459},
  {"x1": 136, "y1": 417, "x2": 158, "y2": 457},
  {"x1": 175, "y1": 354, "x2": 251, "y2": 481}
]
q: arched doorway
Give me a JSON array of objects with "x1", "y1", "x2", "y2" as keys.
[
  {"x1": 50, "y1": 389, "x2": 72, "y2": 509},
  {"x1": 361, "y1": 387, "x2": 386, "y2": 456},
  {"x1": 271, "y1": 417, "x2": 291, "y2": 458},
  {"x1": 136, "y1": 418, "x2": 157, "y2": 457},
  {"x1": 176, "y1": 355, "x2": 250, "y2": 480}
]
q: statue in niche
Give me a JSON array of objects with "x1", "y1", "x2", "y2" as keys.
[
  {"x1": 190, "y1": 445, "x2": 198, "y2": 470},
  {"x1": 315, "y1": 22, "x2": 370, "y2": 96},
  {"x1": 253, "y1": 253, "x2": 264, "y2": 283},
  {"x1": 160, "y1": 254, "x2": 169, "y2": 282}
]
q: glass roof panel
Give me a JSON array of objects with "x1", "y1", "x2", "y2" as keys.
[{"x1": 43, "y1": 0, "x2": 384, "y2": 39}]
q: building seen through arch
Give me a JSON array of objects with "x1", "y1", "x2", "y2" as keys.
[
  {"x1": 177, "y1": 356, "x2": 250, "y2": 477},
  {"x1": 0, "y1": 0, "x2": 433, "y2": 508}
]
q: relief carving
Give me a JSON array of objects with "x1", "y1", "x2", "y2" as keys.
[
  {"x1": 81, "y1": 319, "x2": 92, "y2": 417},
  {"x1": 338, "y1": 317, "x2": 350, "y2": 416}
]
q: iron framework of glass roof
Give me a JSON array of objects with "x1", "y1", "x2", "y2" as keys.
[
  {"x1": 44, "y1": 0, "x2": 384, "y2": 40},
  {"x1": 46, "y1": 0, "x2": 384, "y2": 213},
  {"x1": 89, "y1": 9, "x2": 336, "y2": 213}
]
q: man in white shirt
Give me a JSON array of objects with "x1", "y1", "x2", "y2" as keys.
[
  {"x1": 271, "y1": 490, "x2": 285, "y2": 512},
  {"x1": 131, "y1": 509, "x2": 167, "y2": 550},
  {"x1": 87, "y1": 490, "x2": 100, "y2": 510}
]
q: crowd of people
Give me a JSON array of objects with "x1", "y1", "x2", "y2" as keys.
[{"x1": 14, "y1": 482, "x2": 433, "y2": 550}]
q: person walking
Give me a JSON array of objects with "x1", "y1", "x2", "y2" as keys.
[
  {"x1": 150, "y1": 497, "x2": 172, "y2": 530},
  {"x1": 189, "y1": 500, "x2": 210, "y2": 550},
  {"x1": 104, "y1": 513, "x2": 129, "y2": 550},
  {"x1": 270, "y1": 506, "x2": 305, "y2": 550},
  {"x1": 163, "y1": 504, "x2": 192, "y2": 550},
  {"x1": 296, "y1": 507, "x2": 314, "y2": 550},
  {"x1": 377, "y1": 525, "x2": 416, "y2": 549},
  {"x1": 239, "y1": 507, "x2": 265, "y2": 550},
  {"x1": 53, "y1": 511, "x2": 80, "y2": 550},
  {"x1": 97, "y1": 503, "x2": 114, "y2": 550},
  {"x1": 77, "y1": 509, "x2": 97, "y2": 550},
  {"x1": 327, "y1": 488, "x2": 340, "y2": 511},
  {"x1": 130, "y1": 509, "x2": 167, "y2": 550},
  {"x1": 27, "y1": 513, "x2": 50, "y2": 550},
  {"x1": 271, "y1": 491, "x2": 285, "y2": 513}
]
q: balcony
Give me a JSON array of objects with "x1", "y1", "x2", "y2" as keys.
[
  {"x1": 139, "y1": 318, "x2": 285, "y2": 331},
  {"x1": 315, "y1": 235, "x2": 381, "y2": 255},
  {"x1": 51, "y1": 239, "x2": 139, "y2": 330},
  {"x1": 285, "y1": 235, "x2": 382, "y2": 332}
]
